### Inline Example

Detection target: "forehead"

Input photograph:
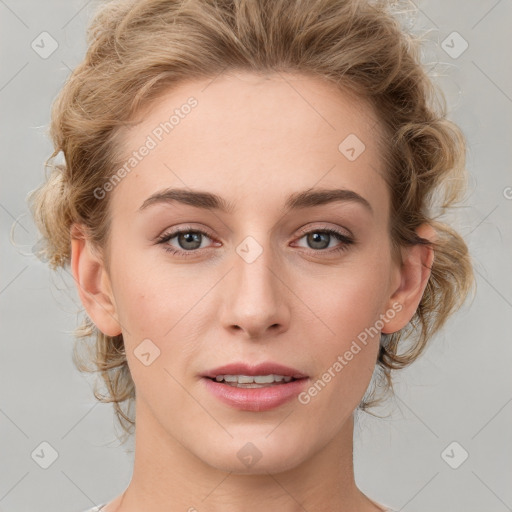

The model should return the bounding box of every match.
[111,71,388,216]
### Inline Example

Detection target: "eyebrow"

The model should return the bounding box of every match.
[138,187,373,215]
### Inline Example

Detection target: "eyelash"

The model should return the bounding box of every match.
[155,225,354,258]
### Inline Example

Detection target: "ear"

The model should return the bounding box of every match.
[70,223,122,337]
[381,223,436,334]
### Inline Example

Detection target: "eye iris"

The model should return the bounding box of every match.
[308,232,330,250]
[179,232,202,250]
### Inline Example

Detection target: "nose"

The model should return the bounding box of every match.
[219,239,291,339]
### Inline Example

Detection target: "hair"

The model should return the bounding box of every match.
[28,0,475,441]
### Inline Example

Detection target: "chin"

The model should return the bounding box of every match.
[195,432,311,475]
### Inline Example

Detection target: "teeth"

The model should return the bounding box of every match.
[214,374,294,384]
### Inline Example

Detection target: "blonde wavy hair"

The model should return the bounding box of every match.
[28,0,475,441]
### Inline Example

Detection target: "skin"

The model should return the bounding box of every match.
[71,71,435,512]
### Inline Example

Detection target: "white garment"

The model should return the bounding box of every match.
[81,504,396,512]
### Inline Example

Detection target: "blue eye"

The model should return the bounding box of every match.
[155,226,354,258]
[295,228,353,253]
[155,226,215,257]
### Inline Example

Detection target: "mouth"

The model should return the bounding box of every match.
[200,362,309,411]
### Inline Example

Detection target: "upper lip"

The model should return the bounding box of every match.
[202,362,308,380]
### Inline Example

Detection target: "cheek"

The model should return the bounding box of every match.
[109,250,211,366]
[300,278,386,415]
[111,259,197,407]
[109,243,183,333]
[299,247,392,396]
[309,255,392,340]
[111,271,162,338]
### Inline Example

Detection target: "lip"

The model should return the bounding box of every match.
[201,362,308,380]
[200,361,309,412]
[201,376,309,412]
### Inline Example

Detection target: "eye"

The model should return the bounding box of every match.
[294,227,354,254]
[155,225,354,258]
[155,226,217,257]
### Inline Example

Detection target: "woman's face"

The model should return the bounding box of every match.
[94,72,406,473]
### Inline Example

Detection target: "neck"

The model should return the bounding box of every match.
[116,398,377,512]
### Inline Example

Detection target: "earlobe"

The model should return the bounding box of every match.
[70,224,122,337]
[381,223,436,334]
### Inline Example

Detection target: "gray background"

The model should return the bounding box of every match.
[1,0,511,511]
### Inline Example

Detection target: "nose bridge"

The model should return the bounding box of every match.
[222,233,289,337]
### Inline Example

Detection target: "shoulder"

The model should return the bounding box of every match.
[373,503,397,512]
[367,497,396,512]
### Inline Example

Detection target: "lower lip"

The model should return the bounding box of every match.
[201,377,309,411]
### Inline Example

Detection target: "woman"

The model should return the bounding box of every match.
[28,0,474,510]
